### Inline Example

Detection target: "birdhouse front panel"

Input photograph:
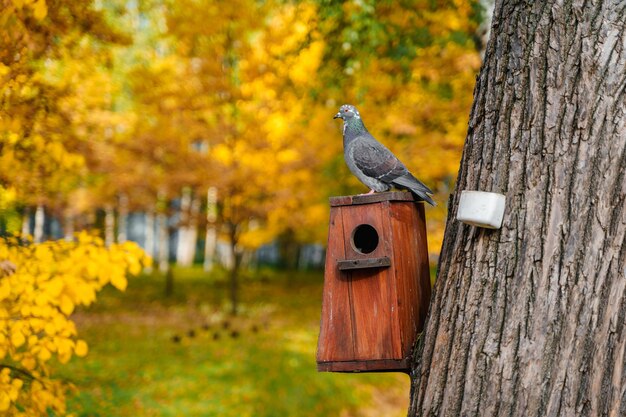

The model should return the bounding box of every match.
[317,191,431,373]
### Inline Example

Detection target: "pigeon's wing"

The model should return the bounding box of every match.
[393,173,434,195]
[351,137,407,184]
[349,134,437,205]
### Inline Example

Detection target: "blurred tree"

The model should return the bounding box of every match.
[0,2,155,416]
[95,0,482,309]
[0,233,149,415]
[0,0,131,235]
[2,0,484,308]
[155,0,330,312]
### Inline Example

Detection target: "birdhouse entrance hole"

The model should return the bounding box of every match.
[351,224,379,254]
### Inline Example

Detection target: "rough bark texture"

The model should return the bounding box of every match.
[409,1,626,416]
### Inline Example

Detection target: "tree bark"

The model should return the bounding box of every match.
[277,228,302,271]
[228,223,241,316]
[104,204,115,246]
[187,195,200,263]
[33,204,44,243]
[156,210,169,273]
[117,193,128,243]
[144,211,155,273]
[176,187,192,266]
[63,209,74,241]
[229,249,241,316]
[165,267,174,297]
[176,188,200,267]
[409,1,626,416]
[21,206,30,237]
[204,187,218,272]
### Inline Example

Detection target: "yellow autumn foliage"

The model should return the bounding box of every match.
[0,233,150,416]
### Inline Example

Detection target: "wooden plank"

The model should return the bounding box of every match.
[390,201,431,354]
[317,206,355,362]
[317,358,409,373]
[340,203,400,360]
[380,201,403,360]
[413,203,431,332]
[330,191,415,207]
[337,256,391,270]
[390,201,419,354]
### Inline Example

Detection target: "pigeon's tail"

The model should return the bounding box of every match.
[393,175,437,206]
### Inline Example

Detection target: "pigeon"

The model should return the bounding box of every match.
[334,104,436,206]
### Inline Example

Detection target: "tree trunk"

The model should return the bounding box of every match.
[229,250,241,316]
[104,205,115,246]
[21,206,30,237]
[204,226,217,271]
[157,210,169,273]
[63,209,74,241]
[228,223,241,316]
[188,195,200,263]
[33,204,44,243]
[144,211,155,273]
[277,228,301,270]
[117,193,128,243]
[204,187,218,272]
[176,187,192,266]
[409,2,626,416]
[165,267,174,297]
[176,188,200,267]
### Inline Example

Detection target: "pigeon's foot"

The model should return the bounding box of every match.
[357,190,377,196]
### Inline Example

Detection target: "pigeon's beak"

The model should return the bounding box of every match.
[333,112,341,120]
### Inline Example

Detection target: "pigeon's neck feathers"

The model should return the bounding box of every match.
[343,117,369,143]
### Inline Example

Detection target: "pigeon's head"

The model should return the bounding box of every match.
[333,104,361,121]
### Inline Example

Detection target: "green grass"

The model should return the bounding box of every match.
[55,266,410,417]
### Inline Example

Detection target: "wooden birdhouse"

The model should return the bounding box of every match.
[317,191,431,373]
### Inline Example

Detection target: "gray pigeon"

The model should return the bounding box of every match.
[334,104,436,206]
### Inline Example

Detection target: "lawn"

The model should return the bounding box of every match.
[55,266,410,417]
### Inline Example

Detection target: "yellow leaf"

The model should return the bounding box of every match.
[38,347,51,361]
[33,0,47,20]
[86,261,98,277]
[35,292,48,306]
[9,378,22,400]
[74,340,88,357]
[20,304,31,316]
[21,356,36,371]
[11,332,25,348]
[46,279,64,297]
[110,273,127,291]
[59,294,74,315]
[0,281,9,301]
[44,321,55,336]
[212,143,233,165]
[0,392,9,411]
[58,352,71,364]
